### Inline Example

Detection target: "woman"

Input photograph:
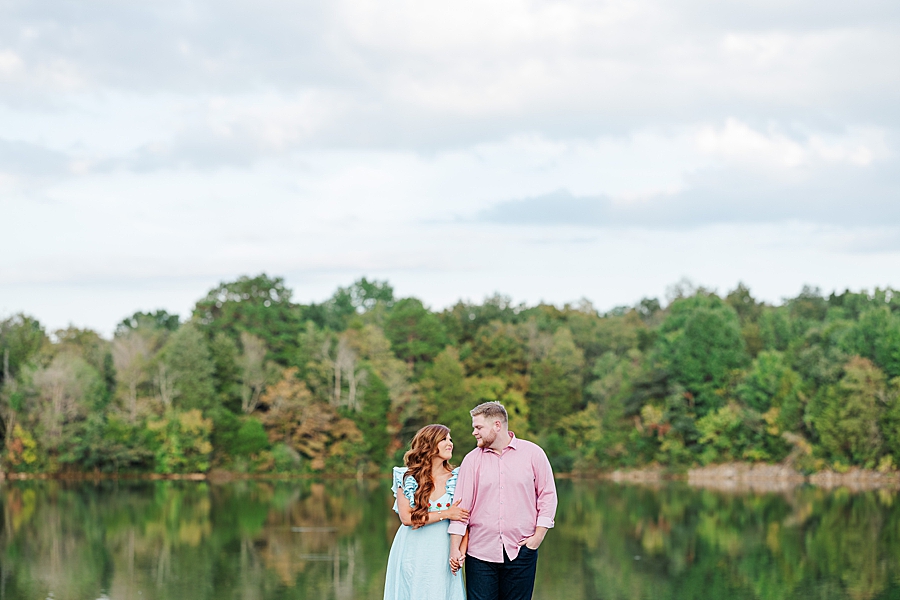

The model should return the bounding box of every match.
[384,424,469,600]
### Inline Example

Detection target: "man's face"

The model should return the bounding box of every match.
[472,414,497,448]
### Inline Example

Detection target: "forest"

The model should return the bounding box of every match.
[1,274,899,475]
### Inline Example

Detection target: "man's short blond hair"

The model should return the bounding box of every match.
[470,401,508,424]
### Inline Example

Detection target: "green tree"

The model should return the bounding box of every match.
[793,320,852,390]
[293,321,335,406]
[582,350,645,467]
[147,408,214,473]
[830,289,870,318]
[317,277,394,330]
[529,327,585,434]
[209,331,241,411]
[737,350,805,431]
[696,402,752,462]
[758,307,795,352]
[384,298,448,367]
[464,322,527,382]
[232,417,270,457]
[656,294,748,417]
[419,347,474,460]
[115,309,180,335]
[1,314,48,450]
[90,415,154,472]
[881,377,900,463]
[842,307,900,378]
[789,285,828,322]
[0,314,49,384]
[807,357,887,467]
[577,310,644,362]
[54,327,115,401]
[348,369,392,467]
[725,283,763,324]
[193,274,302,364]
[440,294,522,345]
[726,283,763,357]
[351,325,419,451]
[161,323,216,413]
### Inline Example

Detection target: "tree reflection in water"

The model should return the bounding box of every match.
[1,479,898,600]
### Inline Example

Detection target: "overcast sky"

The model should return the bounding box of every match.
[2,0,899,335]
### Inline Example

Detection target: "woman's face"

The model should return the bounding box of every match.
[436,434,454,461]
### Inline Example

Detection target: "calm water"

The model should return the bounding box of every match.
[1,478,899,600]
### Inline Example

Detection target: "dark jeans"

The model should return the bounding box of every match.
[465,546,539,600]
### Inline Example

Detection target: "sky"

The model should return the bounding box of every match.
[1,0,899,336]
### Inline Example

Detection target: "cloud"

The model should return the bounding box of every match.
[478,190,611,226]
[472,118,898,229]
[695,119,888,169]
[832,226,900,254]
[477,162,900,229]
[0,139,71,180]
[1,0,897,150]
[102,92,352,171]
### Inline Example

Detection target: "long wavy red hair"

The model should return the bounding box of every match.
[403,424,453,526]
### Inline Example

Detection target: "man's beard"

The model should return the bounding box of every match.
[477,430,496,447]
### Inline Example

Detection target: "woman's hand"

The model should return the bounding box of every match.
[442,499,469,522]
[450,530,469,574]
[450,554,464,574]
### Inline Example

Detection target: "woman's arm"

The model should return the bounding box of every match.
[396,487,415,526]
[396,491,469,528]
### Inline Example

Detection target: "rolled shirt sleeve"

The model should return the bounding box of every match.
[533,448,557,529]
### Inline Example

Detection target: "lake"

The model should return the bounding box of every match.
[1,478,898,600]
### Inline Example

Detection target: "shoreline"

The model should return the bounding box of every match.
[598,463,900,492]
[0,470,381,483]
[3,463,899,490]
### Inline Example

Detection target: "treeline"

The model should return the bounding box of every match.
[1,275,900,475]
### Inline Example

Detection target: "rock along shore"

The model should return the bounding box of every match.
[604,463,900,492]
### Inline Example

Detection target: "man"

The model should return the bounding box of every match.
[448,401,557,600]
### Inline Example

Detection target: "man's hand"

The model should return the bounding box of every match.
[450,536,466,575]
[519,526,548,550]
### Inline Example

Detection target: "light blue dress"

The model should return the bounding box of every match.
[383,466,467,600]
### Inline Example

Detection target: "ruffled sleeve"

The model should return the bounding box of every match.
[391,466,418,513]
[446,467,460,501]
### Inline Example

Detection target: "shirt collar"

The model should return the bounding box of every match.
[482,431,517,454]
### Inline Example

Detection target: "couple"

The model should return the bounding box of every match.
[384,401,558,600]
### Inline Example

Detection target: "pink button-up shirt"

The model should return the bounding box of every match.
[448,432,557,563]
